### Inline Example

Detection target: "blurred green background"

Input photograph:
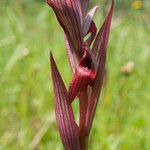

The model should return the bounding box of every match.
[0,0,150,149]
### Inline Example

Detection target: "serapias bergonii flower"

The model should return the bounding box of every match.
[48,0,114,149]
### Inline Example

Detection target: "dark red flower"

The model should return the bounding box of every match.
[69,47,96,103]
[48,0,114,149]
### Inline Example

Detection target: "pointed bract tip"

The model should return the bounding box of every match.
[50,51,55,65]
[50,50,52,58]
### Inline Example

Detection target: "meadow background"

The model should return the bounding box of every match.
[0,0,150,149]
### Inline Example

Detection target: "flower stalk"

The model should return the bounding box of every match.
[47,0,114,149]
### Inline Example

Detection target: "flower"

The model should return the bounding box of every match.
[121,61,135,75]
[48,0,114,149]
[132,0,143,10]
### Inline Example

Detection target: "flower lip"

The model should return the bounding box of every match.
[79,51,96,80]
[68,48,96,103]
[79,45,96,71]
[77,66,96,80]
[79,55,92,69]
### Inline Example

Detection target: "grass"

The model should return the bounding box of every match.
[0,1,150,150]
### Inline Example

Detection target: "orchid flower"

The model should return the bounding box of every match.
[48,0,114,149]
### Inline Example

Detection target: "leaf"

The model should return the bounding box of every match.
[65,34,81,74]
[50,52,80,149]
[81,0,90,16]
[85,0,114,133]
[92,0,114,64]
[47,0,83,53]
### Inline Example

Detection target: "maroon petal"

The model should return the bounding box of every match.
[68,50,96,103]
[84,21,97,47]
[92,0,114,64]
[82,6,98,37]
[86,0,114,134]
[50,52,80,149]
[47,0,83,54]
[65,34,81,74]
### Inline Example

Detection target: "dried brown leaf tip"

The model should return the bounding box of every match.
[48,0,114,149]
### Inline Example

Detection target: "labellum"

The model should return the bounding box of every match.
[69,49,96,103]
